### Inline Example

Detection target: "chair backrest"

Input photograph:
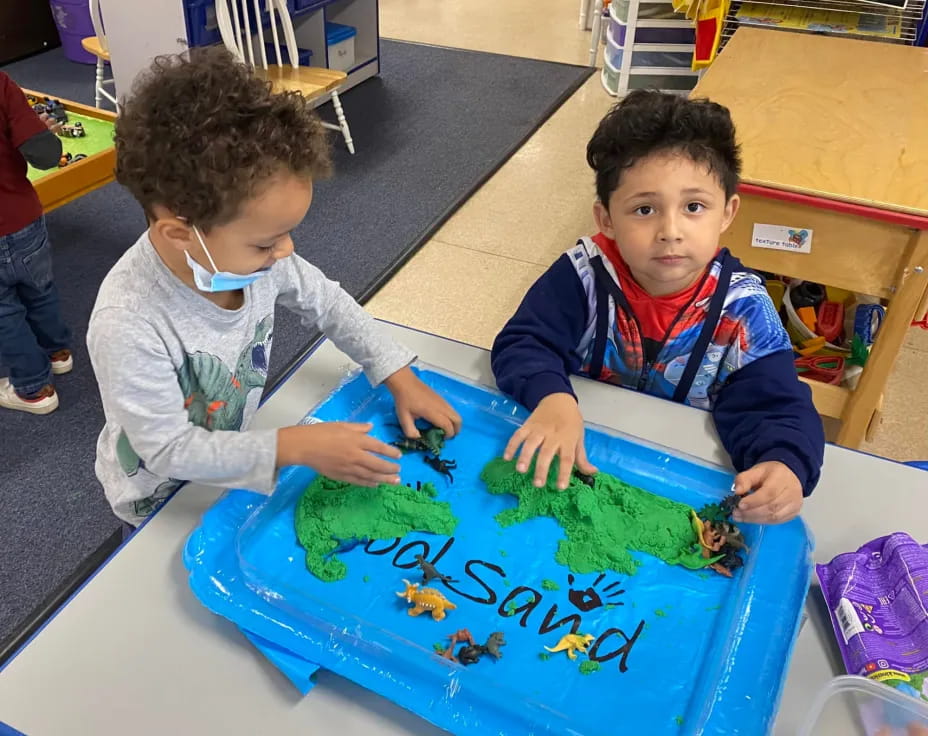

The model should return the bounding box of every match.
[88,0,108,54]
[214,0,300,71]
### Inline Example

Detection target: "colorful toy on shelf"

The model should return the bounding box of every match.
[414,554,457,585]
[396,579,456,621]
[790,281,826,310]
[59,121,85,138]
[544,633,595,660]
[692,0,730,69]
[794,336,826,357]
[851,303,885,345]
[440,629,506,665]
[796,305,818,332]
[795,355,845,386]
[816,301,844,343]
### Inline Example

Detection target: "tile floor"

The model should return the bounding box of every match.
[372,0,928,463]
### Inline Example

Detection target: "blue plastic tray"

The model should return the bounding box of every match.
[185,365,813,735]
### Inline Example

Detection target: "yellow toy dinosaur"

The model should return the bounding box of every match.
[396,579,457,621]
[544,632,595,660]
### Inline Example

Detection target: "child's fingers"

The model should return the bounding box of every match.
[503,427,528,461]
[357,451,401,476]
[345,470,400,487]
[555,448,575,490]
[361,435,403,460]
[427,412,456,438]
[732,465,767,496]
[396,410,421,439]
[447,406,463,436]
[430,402,462,437]
[575,443,598,475]
[737,495,800,524]
[734,483,775,511]
[533,440,559,488]
[517,432,544,474]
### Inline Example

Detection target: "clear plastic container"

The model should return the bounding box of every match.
[799,675,928,736]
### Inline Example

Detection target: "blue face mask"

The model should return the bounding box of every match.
[185,225,270,293]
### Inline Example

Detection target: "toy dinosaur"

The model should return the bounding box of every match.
[396,579,456,621]
[393,426,446,456]
[572,468,597,487]
[694,513,747,578]
[414,554,457,585]
[483,631,506,659]
[423,455,457,483]
[544,632,595,660]
[720,493,741,516]
[440,629,506,664]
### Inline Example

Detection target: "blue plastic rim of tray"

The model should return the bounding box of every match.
[184,364,814,735]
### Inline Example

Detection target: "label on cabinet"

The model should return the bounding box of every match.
[751,223,813,254]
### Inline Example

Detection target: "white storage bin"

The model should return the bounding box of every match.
[601,56,620,96]
[609,3,695,44]
[325,22,356,72]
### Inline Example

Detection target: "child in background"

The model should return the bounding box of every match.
[88,48,460,526]
[492,90,824,525]
[0,72,73,414]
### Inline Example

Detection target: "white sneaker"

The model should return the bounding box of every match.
[0,378,59,415]
[50,349,73,375]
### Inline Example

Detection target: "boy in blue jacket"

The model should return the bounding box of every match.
[491,90,824,525]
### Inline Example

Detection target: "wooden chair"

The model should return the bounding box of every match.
[215,0,355,154]
[80,0,117,110]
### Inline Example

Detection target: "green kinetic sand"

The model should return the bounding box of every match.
[294,476,458,581]
[481,457,713,576]
[579,661,601,675]
[541,579,560,591]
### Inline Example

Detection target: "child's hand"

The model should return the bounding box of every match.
[731,461,803,524]
[39,112,62,135]
[503,392,597,490]
[278,423,402,486]
[385,366,462,438]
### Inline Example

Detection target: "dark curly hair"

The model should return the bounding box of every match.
[586,90,741,205]
[115,46,332,231]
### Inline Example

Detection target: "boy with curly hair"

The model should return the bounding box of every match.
[88,48,459,525]
[492,90,824,525]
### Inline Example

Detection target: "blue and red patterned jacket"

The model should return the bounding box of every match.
[491,235,824,496]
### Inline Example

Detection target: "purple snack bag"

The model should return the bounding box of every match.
[816,532,928,711]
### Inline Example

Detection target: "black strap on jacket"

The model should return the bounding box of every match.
[588,250,735,403]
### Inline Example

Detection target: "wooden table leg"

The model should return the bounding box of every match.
[837,229,928,448]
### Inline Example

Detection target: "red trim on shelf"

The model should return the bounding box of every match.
[738,182,928,230]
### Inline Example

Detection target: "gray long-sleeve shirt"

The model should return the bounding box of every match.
[87,231,414,525]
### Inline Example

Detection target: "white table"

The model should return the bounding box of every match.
[1,323,925,735]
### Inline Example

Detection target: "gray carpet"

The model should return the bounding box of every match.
[0,42,591,656]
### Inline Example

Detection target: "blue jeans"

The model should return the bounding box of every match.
[0,216,70,396]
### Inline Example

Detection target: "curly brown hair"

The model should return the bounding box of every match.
[587,89,741,205]
[115,46,332,231]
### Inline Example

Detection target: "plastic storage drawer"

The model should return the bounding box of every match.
[325,22,357,72]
